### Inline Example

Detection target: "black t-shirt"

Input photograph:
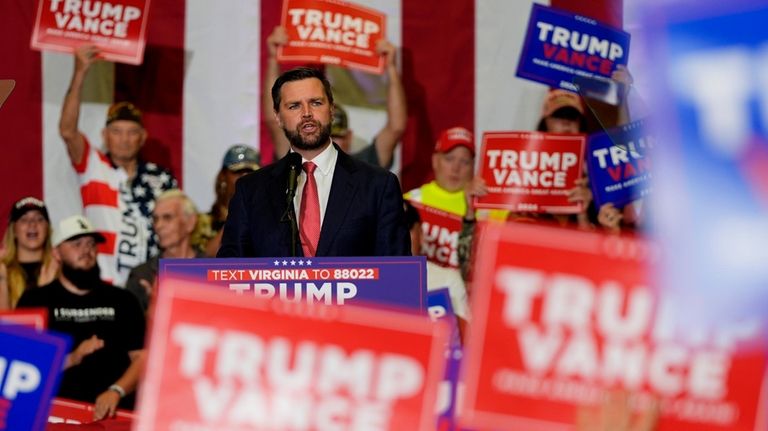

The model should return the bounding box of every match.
[16,280,145,406]
[20,261,42,291]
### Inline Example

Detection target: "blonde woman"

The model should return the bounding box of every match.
[0,197,58,309]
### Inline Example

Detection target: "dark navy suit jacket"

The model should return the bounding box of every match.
[217,144,411,257]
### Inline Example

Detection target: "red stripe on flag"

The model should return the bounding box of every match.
[401,0,475,191]
[0,1,43,229]
[98,231,117,256]
[114,0,186,187]
[80,182,119,208]
[259,1,284,166]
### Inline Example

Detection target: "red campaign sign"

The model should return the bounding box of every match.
[278,0,386,74]
[48,398,135,424]
[460,223,768,431]
[476,131,586,214]
[30,0,151,65]
[409,201,462,269]
[136,277,449,431]
[0,308,47,330]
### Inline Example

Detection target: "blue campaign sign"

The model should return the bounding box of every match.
[587,119,653,208]
[427,287,453,322]
[160,256,427,310]
[427,288,464,431]
[0,325,69,431]
[516,4,630,94]
[645,1,768,326]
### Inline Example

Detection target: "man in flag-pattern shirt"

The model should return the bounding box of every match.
[59,45,177,287]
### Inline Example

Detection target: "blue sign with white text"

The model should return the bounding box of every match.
[0,325,69,431]
[517,4,630,94]
[427,288,464,431]
[160,256,428,311]
[645,1,768,326]
[587,119,653,208]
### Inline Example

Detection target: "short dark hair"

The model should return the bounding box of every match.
[271,67,334,112]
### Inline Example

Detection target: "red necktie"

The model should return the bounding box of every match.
[299,161,320,256]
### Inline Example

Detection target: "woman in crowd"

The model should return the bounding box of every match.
[0,197,58,309]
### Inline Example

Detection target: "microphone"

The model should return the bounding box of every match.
[285,152,303,204]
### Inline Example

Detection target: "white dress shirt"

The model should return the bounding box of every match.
[293,141,338,229]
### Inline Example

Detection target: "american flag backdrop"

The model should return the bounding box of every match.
[0,0,622,228]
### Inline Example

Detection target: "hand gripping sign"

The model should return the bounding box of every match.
[279,0,386,73]
[459,223,768,431]
[135,277,449,431]
[0,325,69,431]
[516,4,630,94]
[31,0,151,65]
[476,131,586,213]
[160,256,427,310]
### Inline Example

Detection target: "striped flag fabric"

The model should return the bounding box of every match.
[0,0,621,229]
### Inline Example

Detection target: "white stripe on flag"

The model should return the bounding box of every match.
[183,0,262,211]
[476,0,550,139]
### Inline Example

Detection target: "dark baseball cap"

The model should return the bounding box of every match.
[10,197,49,223]
[331,104,349,136]
[106,101,143,127]
[222,145,260,171]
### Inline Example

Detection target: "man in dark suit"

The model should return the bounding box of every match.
[217,67,410,257]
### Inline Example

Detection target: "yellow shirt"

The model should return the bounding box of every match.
[405,181,467,217]
[405,181,508,221]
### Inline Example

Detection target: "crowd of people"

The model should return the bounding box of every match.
[0,26,650,428]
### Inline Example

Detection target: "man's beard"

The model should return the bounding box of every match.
[61,262,102,290]
[283,120,332,151]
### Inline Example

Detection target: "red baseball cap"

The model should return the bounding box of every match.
[434,127,474,156]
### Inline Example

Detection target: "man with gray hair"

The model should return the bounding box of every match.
[126,189,202,310]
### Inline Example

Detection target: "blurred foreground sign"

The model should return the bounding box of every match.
[136,277,448,430]
[460,223,767,431]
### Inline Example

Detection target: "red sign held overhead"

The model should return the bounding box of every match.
[30,0,151,65]
[476,131,585,213]
[460,223,768,431]
[136,277,448,431]
[279,0,386,74]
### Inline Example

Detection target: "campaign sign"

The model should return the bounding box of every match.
[160,256,427,310]
[428,288,464,431]
[30,0,151,65]
[408,202,462,269]
[279,0,386,74]
[516,4,630,94]
[136,278,449,431]
[587,119,653,208]
[641,1,768,355]
[0,325,69,431]
[460,223,768,431]
[476,131,585,213]
[48,398,135,424]
[0,309,47,330]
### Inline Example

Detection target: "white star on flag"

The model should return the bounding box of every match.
[133,185,146,198]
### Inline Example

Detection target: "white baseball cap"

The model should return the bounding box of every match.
[52,215,106,247]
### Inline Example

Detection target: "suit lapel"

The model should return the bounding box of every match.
[266,156,303,256]
[267,157,290,223]
[316,148,357,256]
